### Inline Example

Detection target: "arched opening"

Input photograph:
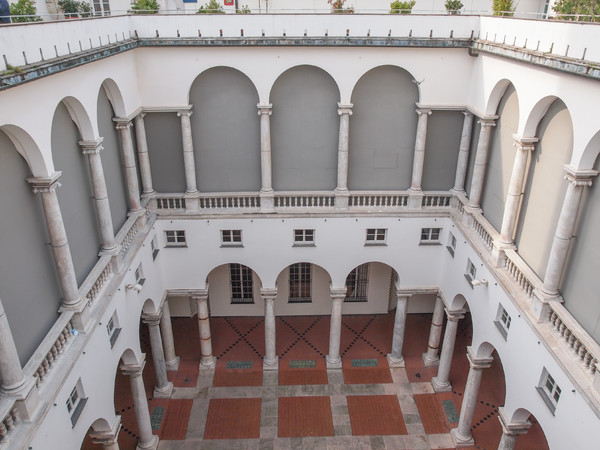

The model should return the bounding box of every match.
[508,408,549,449]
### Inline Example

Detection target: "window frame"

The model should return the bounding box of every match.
[135,263,145,286]
[229,263,254,304]
[165,230,187,247]
[106,312,122,348]
[151,235,159,260]
[365,228,387,245]
[345,264,369,303]
[221,230,243,247]
[494,304,511,340]
[293,229,315,247]
[446,232,457,257]
[465,259,477,287]
[66,380,87,427]
[537,369,561,414]
[420,227,442,245]
[289,262,312,303]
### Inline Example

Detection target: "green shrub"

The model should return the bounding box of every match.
[445,0,463,14]
[552,0,600,21]
[58,0,93,17]
[197,0,225,13]
[9,0,42,22]
[492,0,514,16]
[130,0,159,14]
[236,4,251,13]
[390,0,416,14]
[327,0,354,13]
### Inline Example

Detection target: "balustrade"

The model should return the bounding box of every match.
[0,407,20,444]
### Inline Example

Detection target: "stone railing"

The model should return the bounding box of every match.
[155,196,186,211]
[503,249,536,299]
[83,258,112,305]
[0,403,20,447]
[422,193,452,207]
[116,212,143,258]
[275,192,335,208]
[198,193,261,210]
[348,192,408,208]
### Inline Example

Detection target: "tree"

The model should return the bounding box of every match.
[130,0,159,14]
[492,0,514,16]
[445,0,463,14]
[58,0,93,18]
[390,0,416,14]
[552,0,600,21]
[9,0,42,21]
[197,0,225,13]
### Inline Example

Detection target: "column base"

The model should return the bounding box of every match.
[263,357,279,371]
[451,428,474,448]
[422,352,440,367]
[431,376,452,393]
[165,356,180,372]
[199,356,217,370]
[184,194,199,213]
[386,354,405,368]
[136,435,159,450]
[407,190,424,209]
[3,378,42,421]
[153,381,173,399]
[260,190,275,213]
[334,189,349,210]
[491,240,515,268]
[532,290,562,323]
[326,355,342,369]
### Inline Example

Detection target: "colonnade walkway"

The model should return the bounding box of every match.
[83,312,548,449]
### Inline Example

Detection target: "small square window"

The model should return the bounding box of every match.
[293,229,315,246]
[537,369,561,414]
[165,230,186,247]
[151,235,159,260]
[135,263,145,286]
[221,230,242,246]
[420,227,442,245]
[66,380,87,427]
[494,304,511,340]
[446,233,457,257]
[366,228,387,245]
[465,259,477,286]
[106,312,121,348]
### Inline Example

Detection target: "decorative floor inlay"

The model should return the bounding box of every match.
[351,358,378,367]
[289,360,316,368]
[442,399,459,423]
[150,406,164,430]
[226,360,253,369]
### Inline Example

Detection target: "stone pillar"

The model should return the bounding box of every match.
[114,120,142,212]
[451,347,493,447]
[0,296,28,393]
[142,311,173,398]
[497,407,531,450]
[160,301,179,371]
[262,288,278,370]
[326,288,346,369]
[467,118,497,209]
[120,356,159,450]
[27,173,82,309]
[177,108,198,194]
[79,138,118,253]
[452,111,474,193]
[134,113,154,196]
[542,166,598,296]
[195,291,216,369]
[431,309,464,392]
[408,107,432,208]
[422,295,445,366]
[258,104,275,212]
[387,293,409,368]
[334,103,353,210]
[89,415,122,450]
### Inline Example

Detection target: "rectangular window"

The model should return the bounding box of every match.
[66,380,87,427]
[230,264,254,304]
[447,232,457,257]
[293,229,315,246]
[465,259,477,286]
[221,230,242,246]
[345,264,369,302]
[135,263,145,286]
[165,230,186,247]
[106,312,121,348]
[151,235,159,260]
[494,304,511,340]
[420,227,442,244]
[537,369,561,414]
[289,263,311,303]
[366,228,387,245]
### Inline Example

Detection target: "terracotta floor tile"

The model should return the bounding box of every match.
[342,358,393,384]
[414,394,449,434]
[159,399,193,440]
[278,396,334,437]
[203,398,262,439]
[347,395,407,435]
[212,368,263,387]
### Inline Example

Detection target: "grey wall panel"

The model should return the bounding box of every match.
[270,65,339,191]
[422,111,463,190]
[562,157,600,344]
[480,85,519,231]
[348,66,418,190]
[190,67,261,192]
[145,112,186,193]
[464,120,480,197]
[515,100,572,279]
[0,131,61,364]
[97,87,128,232]
[52,103,101,286]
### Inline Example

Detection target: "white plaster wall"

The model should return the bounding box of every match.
[207,264,264,316]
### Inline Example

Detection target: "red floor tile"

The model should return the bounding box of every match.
[342,357,393,384]
[204,398,262,439]
[347,395,407,436]
[159,399,193,440]
[212,368,263,387]
[167,359,198,388]
[414,394,450,434]
[278,396,334,437]
[279,368,328,385]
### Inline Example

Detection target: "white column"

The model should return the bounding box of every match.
[542,166,598,296]
[114,120,142,212]
[89,415,122,450]
[326,288,346,369]
[409,108,432,198]
[142,312,173,398]
[258,104,275,212]
[27,173,82,309]
[497,407,531,450]
[387,294,409,367]
[160,301,179,371]
[498,137,537,245]
[134,113,154,195]
[120,356,159,450]
[79,138,118,253]
[451,347,493,447]
[431,309,464,392]
[177,108,198,194]
[452,111,474,193]
[0,297,27,393]
[335,103,353,210]
[195,291,216,369]
[467,118,497,209]
[422,295,445,366]
[262,288,278,370]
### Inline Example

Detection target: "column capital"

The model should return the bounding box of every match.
[113,118,133,130]
[416,107,432,116]
[177,106,193,117]
[192,289,209,301]
[120,354,146,376]
[260,288,277,301]
[89,415,122,446]
[512,135,538,152]
[466,346,493,369]
[142,311,163,326]
[337,103,353,116]
[462,110,473,118]
[27,172,62,193]
[445,308,465,322]
[78,137,104,155]
[563,164,598,187]
[135,111,147,120]
[478,116,498,127]
[330,287,347,300]
[498,407,531,436]
[257,103,273,115]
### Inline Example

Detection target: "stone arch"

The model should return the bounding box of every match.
[269,64,340,191]
[449,293,467,311]
[578,127,600,170]
[0,124,49,176]
[522,95,559,139]
[505,407,550,448]
[474,340,496,359]
[205,262,264,317]
[119,347,140,366]
[485,78,514,115]
[273,261,333,316]
[189,66,261,192]
[348,65,420,191]
[100,79,126,118]
[141,297,160,314]
[60,96,96,141]
[341,261,397,314]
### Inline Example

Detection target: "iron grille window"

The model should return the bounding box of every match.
[345,264,369,302]
[230,264,254,304]
[289,263,311,303]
